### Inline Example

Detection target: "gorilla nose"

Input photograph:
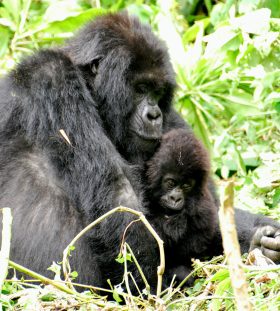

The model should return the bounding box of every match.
[147,108,161,122]
[167,190,184,211]
[144,106,162,126]
[170,193,183,204]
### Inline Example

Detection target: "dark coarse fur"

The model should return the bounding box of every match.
[145,129,218,284]
[0,12,185,290]
[0,11,280,293]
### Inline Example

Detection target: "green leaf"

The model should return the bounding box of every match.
[210,1,234,26]
[232,9,271,35]
[273,188,280,206]
[115,253,125,264]
[210,269,229,282]
[0,17,15,30]
[112,284,123,303]
[204,27,238,57]
[43,8,105,35]
[112,289,122,303]
[234,146,247,176]
[40,293,56,302]
[275,102,280,113]
[261,0,280,18]
[70,271,78,279]
[47,262,61,280]
[238,0,260,14]
[67,245,75,256]
[43,0,84,23]
[115,252,132,264]
[211,277,232,311]
[2,0,20,25]
[0,26,10,57]
[127,4,156,24]
[183,18,210,43]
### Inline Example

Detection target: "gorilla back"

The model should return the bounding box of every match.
[0,12,184,289]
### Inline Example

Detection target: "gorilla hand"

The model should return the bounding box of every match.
[250,225,280,263]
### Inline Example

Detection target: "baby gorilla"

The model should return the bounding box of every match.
[145,128,218,285]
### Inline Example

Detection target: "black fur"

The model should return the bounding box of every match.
[145,129,218,285]
[0,12,184,290]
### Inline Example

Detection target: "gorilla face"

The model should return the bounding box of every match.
[159,173,196,214]
[64,12,176,158]
[130,81,163,142]
[146,128,211,217]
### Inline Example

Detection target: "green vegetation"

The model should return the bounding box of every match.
[0,0,279,310]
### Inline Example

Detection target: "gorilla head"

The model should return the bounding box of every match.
[64,12,176,159]
[146,128,212,218]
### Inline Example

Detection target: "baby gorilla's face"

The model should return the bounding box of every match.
[159,173,195,215]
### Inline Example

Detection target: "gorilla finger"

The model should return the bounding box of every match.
[274,229,280,238]
[260,225,278,237]
[260,236,280,251]
[254,226,277,242]
[261,248,280,263]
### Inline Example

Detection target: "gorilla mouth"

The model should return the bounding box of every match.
[164,209,182,220]
[162,206,183,218]
[132,130,161,142]
[160,199,184,218]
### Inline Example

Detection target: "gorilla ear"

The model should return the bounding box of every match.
[90,58,101,75]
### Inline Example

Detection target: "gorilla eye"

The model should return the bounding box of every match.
[135,83,148,94]
[165,179,176,189]
[182,179,195,192]
[154,88,164,98]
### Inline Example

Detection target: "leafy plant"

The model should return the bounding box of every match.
[0,0,105,74]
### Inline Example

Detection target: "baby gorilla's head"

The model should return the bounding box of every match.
[146,128,210,216]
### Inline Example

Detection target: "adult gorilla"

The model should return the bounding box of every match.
[0,12,183,289]
[0,12,279,291]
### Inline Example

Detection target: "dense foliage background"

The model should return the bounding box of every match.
[0,0,279,310]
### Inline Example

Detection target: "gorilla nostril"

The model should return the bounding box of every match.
[147,111,160,121]
[170,195,182,204]
[147,108,162,122]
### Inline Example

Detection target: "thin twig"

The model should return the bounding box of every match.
[127,271,143,299]
[125,243,150,294]
[9,260,79,296]
[122,243,135,307]
[62,206,165,297]
[120,219,141,251]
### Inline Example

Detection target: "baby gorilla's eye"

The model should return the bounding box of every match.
[165,179,176,189]
[182,179,195,192]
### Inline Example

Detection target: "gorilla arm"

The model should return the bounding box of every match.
[235,209,280,263]
[0,49,159,288]
[209,208,280,263]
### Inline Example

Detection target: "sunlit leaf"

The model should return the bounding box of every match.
[211,277,232,311]
[43,8,105,35]
[210,268,229,282]
[2,0,20,25]
[231,8,271,35]
[0,26,10,57]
